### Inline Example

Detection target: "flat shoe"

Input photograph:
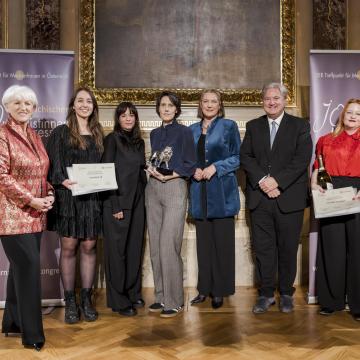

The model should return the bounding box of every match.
[118,306,137,317]
[132,299,145,308]
[190,294,206,305]
[23,342,44,351]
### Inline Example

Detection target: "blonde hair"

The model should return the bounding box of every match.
[197,89,225,119]
[333,98,360,137]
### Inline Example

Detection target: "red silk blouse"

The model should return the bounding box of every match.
[313,130,360,177]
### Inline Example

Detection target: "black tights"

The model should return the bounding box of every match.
[60,237,97,291]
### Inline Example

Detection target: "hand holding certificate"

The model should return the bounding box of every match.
[67,163,118,196]
[312,186,360,219]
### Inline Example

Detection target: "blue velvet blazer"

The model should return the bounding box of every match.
[189,117,241,219]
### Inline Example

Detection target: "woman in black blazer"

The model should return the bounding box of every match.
[102,102,147,316]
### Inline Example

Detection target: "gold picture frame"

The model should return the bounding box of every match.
[79,0,295,105]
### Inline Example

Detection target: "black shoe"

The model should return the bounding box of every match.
[352,313,360,321]
[24,342,44,351]
[279,295,294,313]
[211,297,223,309]
[149,302,164,312]
[252,296,276,314]
[319,307,334,315]
[132,299,145,308]
[190,294,206,305]
[118,306,137,317]
[2,323,21,335]
[160,306,184,318]
[64,290,80,324]
[80,288,98,322]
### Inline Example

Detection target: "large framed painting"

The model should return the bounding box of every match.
[79,0,295,105]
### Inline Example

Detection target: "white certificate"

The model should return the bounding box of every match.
[312,186,360,219]
[66,163,118,196]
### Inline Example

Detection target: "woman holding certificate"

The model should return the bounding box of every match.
[188,89,241,309]
[311,98,360,319]
[47,87,104,324]
[102,102,147,316]
[146,91,196,318]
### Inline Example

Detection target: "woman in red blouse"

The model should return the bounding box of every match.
[0,85,54,350]
[311,98,360,319]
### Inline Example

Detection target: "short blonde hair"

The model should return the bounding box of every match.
[333,98,360,137]
[2,85,38,109]
[197,89,225,119]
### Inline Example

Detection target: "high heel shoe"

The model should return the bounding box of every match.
[23,342,44,351]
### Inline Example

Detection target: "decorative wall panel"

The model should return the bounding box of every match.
[26,0,60,50]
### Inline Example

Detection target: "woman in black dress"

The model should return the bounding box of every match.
[102,102,146,316]
[47,87,104,324]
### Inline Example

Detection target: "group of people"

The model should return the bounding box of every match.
[0,82,359,352]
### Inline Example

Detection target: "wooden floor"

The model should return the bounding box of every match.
[1,287,360,360]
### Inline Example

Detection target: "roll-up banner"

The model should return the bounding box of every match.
[0,49,74,307]
[308,50,360,303]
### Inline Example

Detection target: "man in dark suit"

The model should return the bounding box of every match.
[241,83,312,314]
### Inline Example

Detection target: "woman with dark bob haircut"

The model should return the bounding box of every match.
[102,101,147,316]
[145,91,196,317]
[47,87,104,324]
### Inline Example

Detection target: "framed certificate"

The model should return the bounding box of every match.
[67,163,118,196]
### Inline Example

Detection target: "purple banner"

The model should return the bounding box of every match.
[308,50,360,303]
[0,49,74,306]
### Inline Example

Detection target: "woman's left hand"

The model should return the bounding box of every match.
[353,190,360,200]
[202,165,216,180]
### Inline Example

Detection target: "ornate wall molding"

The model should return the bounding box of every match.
[26,0,60,50]
[79,0,296,106]
[313,0,346,49]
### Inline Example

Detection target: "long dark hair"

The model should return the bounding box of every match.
[114,101,143,148]
[66,87,104,151]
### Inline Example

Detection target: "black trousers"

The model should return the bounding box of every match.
[195,217,235,297]
[316,176,360,313]
[103,192,145,310]
[250,197,304,297]
[1,232,45,345]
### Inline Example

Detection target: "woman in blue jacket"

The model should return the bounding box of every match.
[189,89,241,309]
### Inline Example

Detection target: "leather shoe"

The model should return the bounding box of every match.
[211,296,223,309]
[319,307,334,316]
[118,306,137,317]
[190,294,206,305]
[132,299,145,308]
[352,313,360,321]
[279,295,294,313]
[252,296,275,314]
[24,342,44,351]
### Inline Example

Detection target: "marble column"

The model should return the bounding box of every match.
[26,0,60,50]
[313,0,346,49]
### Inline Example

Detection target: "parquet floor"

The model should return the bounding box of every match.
[1,287,360,360]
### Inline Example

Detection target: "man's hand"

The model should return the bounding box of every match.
[260,177,278,193]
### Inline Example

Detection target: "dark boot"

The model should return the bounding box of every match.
[80,288,98,322]
[64,290,80,324]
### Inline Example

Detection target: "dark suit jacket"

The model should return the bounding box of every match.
[101,132,147,213]
[240,112,313,213]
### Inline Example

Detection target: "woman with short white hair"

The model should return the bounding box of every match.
[0,85,54,351]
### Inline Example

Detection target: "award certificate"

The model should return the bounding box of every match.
[312,187,360,219]
[66,163,118,196]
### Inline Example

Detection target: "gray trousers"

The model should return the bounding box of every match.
[145,177,187,310]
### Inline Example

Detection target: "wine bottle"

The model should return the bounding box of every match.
[317,155,333,190]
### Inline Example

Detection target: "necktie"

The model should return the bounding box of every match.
[270,121,277,149]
